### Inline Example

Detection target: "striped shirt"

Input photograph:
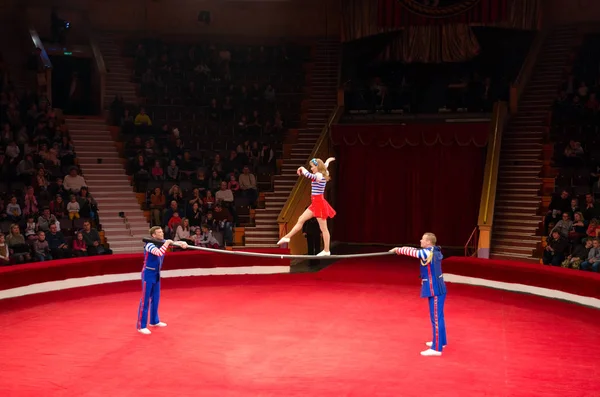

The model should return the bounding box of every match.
[142,241,170,271]
[396,246,431,263]
[303,171,327,195]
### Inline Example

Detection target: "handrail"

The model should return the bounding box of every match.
[277,105,343,224]
[464,226,479,257]
[478,101,507,226]
[510,27,549,114]
[89,34,107,114]
[28,28,53,103]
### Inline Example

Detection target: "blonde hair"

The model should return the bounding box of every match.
[149,226,162,237]
[423,232,437,245]
[311,158,331,181]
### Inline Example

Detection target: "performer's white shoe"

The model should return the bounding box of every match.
[316,250,331,256]
[150,322,167,327]
[426,342,447,348]
[138,328,152,335]
[277,237,290,245]
[420,348,442,357]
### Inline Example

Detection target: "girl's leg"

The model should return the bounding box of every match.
[316,218,330,252]
[278,208,314,244]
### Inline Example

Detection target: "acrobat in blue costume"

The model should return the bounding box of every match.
[393,233,447,357]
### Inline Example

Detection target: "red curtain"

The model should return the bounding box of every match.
[331,123,488,247]
[378,0,508,28]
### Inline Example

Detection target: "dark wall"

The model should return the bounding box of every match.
[49,55,93,115]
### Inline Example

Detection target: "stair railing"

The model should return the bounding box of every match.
[464,226,479,257]
[476,101,507,259]
[28,28,52,104]
[84,15,107,116]
[509,27,549,114]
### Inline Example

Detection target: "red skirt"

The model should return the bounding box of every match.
[308,194,336,219]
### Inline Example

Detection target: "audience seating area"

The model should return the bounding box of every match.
[107,38,311,247]
[544,34,600,272]
[0,59,111,265]
[342,27,534,115]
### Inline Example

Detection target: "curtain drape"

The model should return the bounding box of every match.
[341,0,382,42]
[495,0,541,30]
[378,0,509,28]
[381,23,481,62]
[330,123,488,247]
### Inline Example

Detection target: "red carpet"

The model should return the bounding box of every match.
[1,257,599,396]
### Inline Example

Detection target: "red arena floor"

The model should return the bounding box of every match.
[0,254,599,396]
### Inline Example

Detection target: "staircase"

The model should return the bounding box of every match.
[243,39,340,247]
[491,27,578,261]
[66,117,149,253]
[95,33,138,110]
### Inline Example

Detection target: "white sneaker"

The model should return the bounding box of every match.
[138,328,151,335]
[426,342,447,348]
[316,250,331,256]
[420,348,442,357]
[277,237,290,245]
[149,322,167,327]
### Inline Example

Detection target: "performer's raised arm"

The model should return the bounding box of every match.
[145,240,172,257]
[324,157,335,168]
[299,166,322,181]
[391,246,430,261]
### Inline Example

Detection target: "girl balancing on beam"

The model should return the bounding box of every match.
[277,157,336,256]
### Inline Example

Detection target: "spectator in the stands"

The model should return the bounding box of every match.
[38,208,60,232]
[17,154,35,182]
[213,204,233,246]
[166,159,179,181]
[569,212,587,243]
[188,188,202,209]
[551,212,573,239]
[238,166,257,206]
[63,167,87,193]
[6,196,22,222]
[33,231,52,262]
[151,160,164,180]
[150,187,166,226]
[192,169,208,193]
[168,185,184,207]
[174,218,193,243]
[67,195,80,220]
[24,216,37,241]
[110,95,126,125]
[134,107,152,127]
[46,223,71,259]
[0,233,9,266]
[543,230,568,267]
[167,211,182,234]
[50,194,66,219]
[561,238,592,269]
[545,190,570,233]
[203,190,216,210]
[215,181,234,208]
[6,224,31,264]
[568,198,579,218]
[587,218,600,239]
[72,231,88,257]
[23,187,38,216]
[162,200,179,227]
[209,170,222,192]
[77,187,97,220]
[228,174,240,193]
[81,220,109,255]
[563,140,584,166]
[580,238,600,272]
[188,202,202,230]
[583,194,598,220]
